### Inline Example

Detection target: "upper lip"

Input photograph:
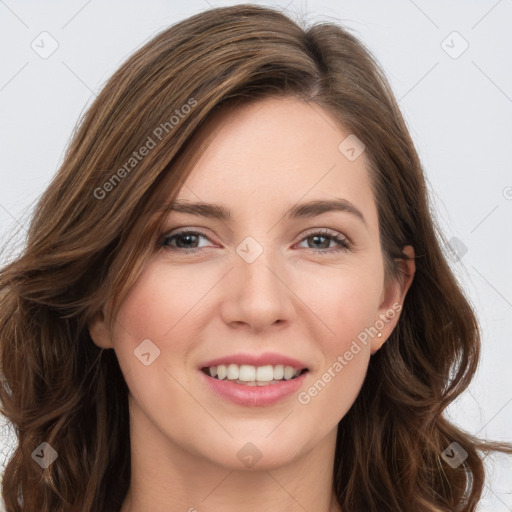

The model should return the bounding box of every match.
[200,352,308,371]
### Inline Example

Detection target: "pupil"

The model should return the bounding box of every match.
[311,235,328,249]
[178,234,197,248]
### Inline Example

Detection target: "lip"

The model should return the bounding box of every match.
[199,369,308,407]
[199,351,309,371]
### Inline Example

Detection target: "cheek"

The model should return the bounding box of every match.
[109,264,212,427]
[296,302,373,428]
[295,259,383,346]
[293,261,381,416]
[115,261,212,340]
[111,263,210,380]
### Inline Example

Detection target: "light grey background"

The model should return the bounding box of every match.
[1,1,511,510]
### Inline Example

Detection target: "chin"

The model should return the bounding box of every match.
[197,434,306,471]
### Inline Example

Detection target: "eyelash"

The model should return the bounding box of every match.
[159,228,351,255]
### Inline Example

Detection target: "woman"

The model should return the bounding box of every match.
[0,4,510,512]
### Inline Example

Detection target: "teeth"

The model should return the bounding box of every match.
[207,364,303,382]
[239,364,255,381]
[256,365,274,381]
[227,364,239,380]
[283,366,296,380]
[273,365,284,380]
[217,365,227,380]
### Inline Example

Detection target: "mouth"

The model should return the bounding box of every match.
[201,364,309,386]
[198,353,310,406]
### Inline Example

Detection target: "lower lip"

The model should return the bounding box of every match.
[199,370,308,407]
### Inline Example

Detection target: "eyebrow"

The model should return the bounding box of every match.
[165,198,367,226]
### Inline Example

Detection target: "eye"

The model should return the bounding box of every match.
[159,230,213,253]
[296,229,351,254]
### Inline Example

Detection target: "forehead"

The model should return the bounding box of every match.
[172,97,377,227]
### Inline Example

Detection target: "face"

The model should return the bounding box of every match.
[90,96,413,471]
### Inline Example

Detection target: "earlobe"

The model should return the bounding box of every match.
[88,310,113,349]
[370,332,385,354]
[371,245,415,354]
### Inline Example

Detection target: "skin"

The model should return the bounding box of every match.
[89,96,415,512]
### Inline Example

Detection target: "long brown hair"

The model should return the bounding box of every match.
[0,4,510,511]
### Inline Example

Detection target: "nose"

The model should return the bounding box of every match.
[220,243,295,333]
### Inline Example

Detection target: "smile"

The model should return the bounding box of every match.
[202,363,308,385]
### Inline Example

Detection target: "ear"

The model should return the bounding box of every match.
[88,310,114,349]
[370,245,415,354]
